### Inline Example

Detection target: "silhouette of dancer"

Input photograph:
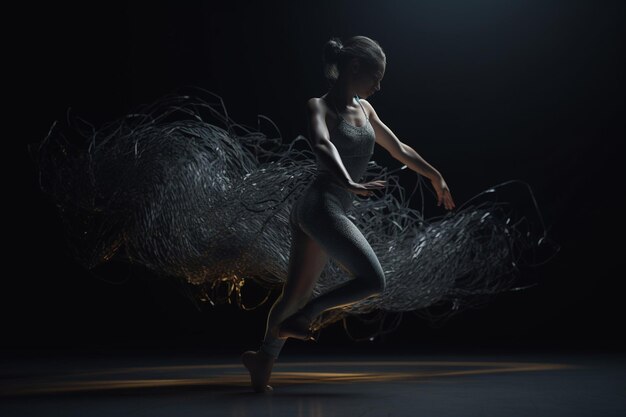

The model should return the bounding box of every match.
[242,35,455,393]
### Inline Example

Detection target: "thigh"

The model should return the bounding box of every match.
[282,217,330,302]
[297,194,385,286]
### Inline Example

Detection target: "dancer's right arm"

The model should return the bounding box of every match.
[306,98,387,197]
[306,98,354,189]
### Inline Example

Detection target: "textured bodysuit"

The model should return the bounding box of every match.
[291,95,377,225]
[259,95,386,359]
[289,94,385,289]
[261,96,386,358]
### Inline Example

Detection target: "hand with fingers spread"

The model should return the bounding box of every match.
[430,174,456,211]
[344,179,387,197]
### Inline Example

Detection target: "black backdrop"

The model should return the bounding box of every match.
[10,0,625,355]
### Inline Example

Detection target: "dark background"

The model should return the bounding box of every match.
[9,0,624,356]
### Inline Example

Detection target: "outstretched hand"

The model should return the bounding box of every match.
[431,175,456,210]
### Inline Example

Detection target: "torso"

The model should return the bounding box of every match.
[318,93,371,133]
[312,93,376,183]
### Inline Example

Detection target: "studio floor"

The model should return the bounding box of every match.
[1,349,624,416]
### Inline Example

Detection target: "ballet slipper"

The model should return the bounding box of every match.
[277,310,317,341]
[241,350,275,393]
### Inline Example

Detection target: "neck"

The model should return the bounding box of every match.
[326,82,356,110]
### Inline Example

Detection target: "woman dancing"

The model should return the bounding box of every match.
[241,35,456,393]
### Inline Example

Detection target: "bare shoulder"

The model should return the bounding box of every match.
[306,97,329,115]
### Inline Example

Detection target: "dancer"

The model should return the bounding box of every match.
[29,33,552,396]
[241,35,455,393]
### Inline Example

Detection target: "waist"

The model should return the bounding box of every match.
[308,173,354,207]
[313,172,349,189]
[316,153,373,181]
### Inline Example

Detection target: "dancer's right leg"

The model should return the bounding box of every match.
[259,221,329,358]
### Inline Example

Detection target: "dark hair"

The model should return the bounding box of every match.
[322,35,386,86]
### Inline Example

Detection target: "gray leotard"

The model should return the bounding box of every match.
[264,95,385,359]
[291,95,376,224]
[289,94,384,281]
[316,96,376,188]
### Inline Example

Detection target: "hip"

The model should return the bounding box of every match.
[290,174,355,226]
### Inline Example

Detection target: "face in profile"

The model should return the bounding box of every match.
[352,60,385,98]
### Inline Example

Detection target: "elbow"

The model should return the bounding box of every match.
[391,145,408,162]
[313,138,332,153]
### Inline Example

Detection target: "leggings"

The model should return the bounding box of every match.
[259,175,387,358]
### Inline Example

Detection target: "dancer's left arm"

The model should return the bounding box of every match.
[360,99,456,211]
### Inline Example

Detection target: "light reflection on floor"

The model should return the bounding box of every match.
[0,359,573,396]
[1,354,624,417]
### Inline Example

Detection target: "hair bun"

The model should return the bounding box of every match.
[331,38,343,55]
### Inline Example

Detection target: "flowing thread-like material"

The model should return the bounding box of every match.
[28,87,560,341]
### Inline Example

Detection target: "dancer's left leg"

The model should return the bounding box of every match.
[259,220,329,357]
